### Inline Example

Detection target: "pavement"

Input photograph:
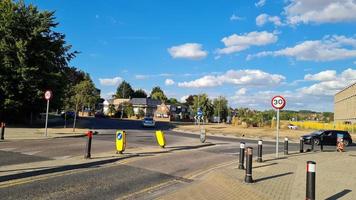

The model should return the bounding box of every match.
[0,127,88,140]
[159,149,356,200]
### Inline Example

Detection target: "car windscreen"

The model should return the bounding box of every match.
[310,130,323,136]
[144,118,153,121]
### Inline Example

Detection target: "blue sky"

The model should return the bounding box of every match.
[27,0,356,112]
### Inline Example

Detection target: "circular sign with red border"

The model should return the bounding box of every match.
[271,96,286,110]
[44,90,52,100]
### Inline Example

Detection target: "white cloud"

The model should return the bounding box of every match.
[299,68,356,96]
[165,79,175,86]
[236,88,247,95]
[216,31,278,55]
[247,35,356,61]
[178,75,222,88]
[285,0,356,25]
[168,43,208,60]
[135,75,150,80]
[255,0,266,7]
[256,14,283,26]
[230,14,243,21]
[304,70,337,81]
[227,68,356,111]
[230,89,334,111]
[134,73,173,80]
[180,95,189,103]
[99,77,123,86]
[178,69,285,88]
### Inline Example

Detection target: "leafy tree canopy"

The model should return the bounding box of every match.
[115,81,134,98]
[150,86,164,96]
[132,89,147,98]
[0,0,79,122]
[150,86,167,102]
[167,98,179,105]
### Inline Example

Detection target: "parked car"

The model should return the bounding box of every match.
[142,117,155,127]
[287,124,298,130]
[301,130,353,146]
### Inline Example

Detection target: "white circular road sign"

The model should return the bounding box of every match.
[271,96,286,110]
[44,90,52,100]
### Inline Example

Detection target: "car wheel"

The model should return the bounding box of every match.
[344,139,350,146]
[314,139,320,145]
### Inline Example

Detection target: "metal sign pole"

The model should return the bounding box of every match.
[276,108,280,158]
[45,99,49,137]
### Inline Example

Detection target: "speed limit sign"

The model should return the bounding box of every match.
[44,90,52,100]
[271,96,286,110]
[271,95,286,159]
[44,90,52,137]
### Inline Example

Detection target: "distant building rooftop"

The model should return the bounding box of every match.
[130,98,161,107]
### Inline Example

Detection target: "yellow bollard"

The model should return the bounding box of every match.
[155,130,166,148]
[116,130,126,154]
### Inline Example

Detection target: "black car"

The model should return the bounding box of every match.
[301,130,353,146]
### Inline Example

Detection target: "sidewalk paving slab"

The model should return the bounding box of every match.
[159,150,356,200]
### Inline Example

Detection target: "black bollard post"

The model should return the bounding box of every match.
[84,131,93,159]
[1,122,5,140]
[284,137,288,155]
[306,161,316,200]
[238,142,245,169]
[244,147,254,183]
[300,137,304,153]
[310,138,314,152]
[257,140,263,162]
[320,135,324,152]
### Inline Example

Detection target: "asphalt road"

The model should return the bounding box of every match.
[0,118,354,200]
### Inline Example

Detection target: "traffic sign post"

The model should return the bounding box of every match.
[271,95,286,158]
[196,108,204,127]
[44,90,52,137]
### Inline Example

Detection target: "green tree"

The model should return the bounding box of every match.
[138,109,145,118]
[322,112,334,122]
[123,102,134,118]
[213,96,228,122]
[115,81,134,98]
[150,86,167,102]
[167,98,179,105]
[151,92,167,102]
[0,0,77,122]
[184,95,196,106]
[71,77,100,131]
[192,94,213,121]
[132,89,147,98]
[150,86,164,96]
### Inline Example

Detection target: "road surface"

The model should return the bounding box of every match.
[0,118,350,199]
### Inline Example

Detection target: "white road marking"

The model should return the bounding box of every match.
[0,148,17,151]
[22,151,42,156]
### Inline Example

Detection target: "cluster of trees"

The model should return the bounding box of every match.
[231,108,334,127]
[181,94,334,126]
[183,94,230,122]
[0,0,100,122]
[114,81,180,103]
